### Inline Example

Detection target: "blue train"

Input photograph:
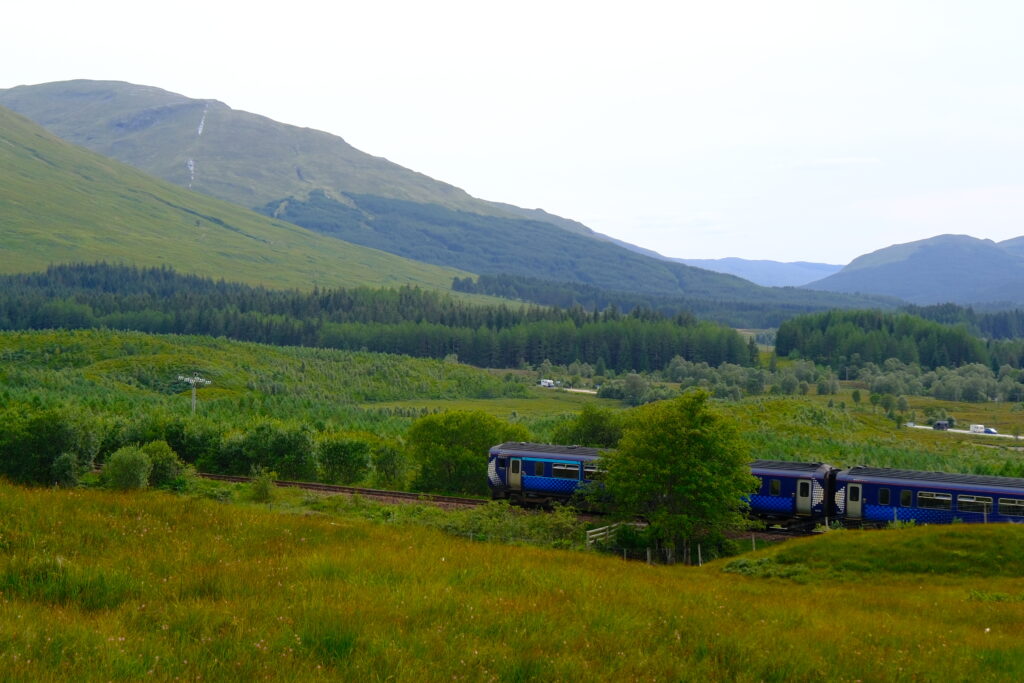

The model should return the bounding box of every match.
[487,442,602,506]
[488,442,1024,526]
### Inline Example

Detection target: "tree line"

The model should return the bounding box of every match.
[905,303,1024,340]
[775,309,1024,371]
[0,263,754,372]
[452,272,898,329]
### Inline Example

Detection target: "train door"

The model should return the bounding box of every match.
[508,458,522,492]
[846,483,863,519]
[796,479,813,515]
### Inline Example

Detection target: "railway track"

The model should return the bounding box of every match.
[197,472,488,509]
[196,474,808,534]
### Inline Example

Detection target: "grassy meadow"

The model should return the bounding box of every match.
[1,481,1024,680]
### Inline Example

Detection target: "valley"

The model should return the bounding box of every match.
[2,75,1024,681]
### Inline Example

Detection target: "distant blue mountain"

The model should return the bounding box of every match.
[804,234,1024,306]
[676,257,843,287]
[594,237,843,286]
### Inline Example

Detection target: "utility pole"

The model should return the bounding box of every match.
[178,373,211,414]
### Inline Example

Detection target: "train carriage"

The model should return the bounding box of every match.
[748,460,838,525]
[835,467,1024,526]
[487,442,602,505]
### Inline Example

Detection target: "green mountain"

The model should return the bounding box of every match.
[0,80,497,215]
[0,105,468,291]
[805,234,1024,305]
[0,79,894,317]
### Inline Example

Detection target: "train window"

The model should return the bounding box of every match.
[878,488,891,505]
[849,486,860,503]
[798,481,810,497]
[900,490,912,507]
[553,463,580,479]
[957,495,992,514]
[769,479,781,496]
[583,465,605,481]
[496,458,506,468]
[532,461,545,477]
[510,460,520,474]
[917,491,952,510]
[999,498,1024,517]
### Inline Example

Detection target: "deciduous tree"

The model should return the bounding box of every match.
[600,390,756,562]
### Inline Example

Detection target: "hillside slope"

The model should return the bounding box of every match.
[1,481,1023,680]
[0,105,468,290]
[0,80,493,214]
[804,234,1024,305]
[1,80,870,308]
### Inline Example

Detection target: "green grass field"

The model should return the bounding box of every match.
[1,481,1023,680]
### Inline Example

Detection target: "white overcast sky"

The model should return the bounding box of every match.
[3,0,1023,264]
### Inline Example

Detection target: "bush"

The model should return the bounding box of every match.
[164,418,221,465]
[102,446,152,491]
[211,420,315,480]
[50,452,81,488]
[141,440,189,489]
[407,411,530,496]
[550,403,623,448]
[371,443,409,489]
[317,436,371,485]
[0,408,97,485]
[246,466,277,504]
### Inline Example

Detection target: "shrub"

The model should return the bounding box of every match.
[246,466,277,504]
[164,417,221,465]
[141,440,189,489]
[212,420,315,480]
[0,408,97,485]
[317,436,371,485]
[371,443,409,489]
[50,452,81,488]
[550,403,623,448]
[407,411,530,495]
[102,446,152,491]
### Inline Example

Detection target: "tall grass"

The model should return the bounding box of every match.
[1,481,1023,680]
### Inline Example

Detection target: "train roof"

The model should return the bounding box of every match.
[490,442,602,461]
[839,466,1024,492]
[750,460,835,474]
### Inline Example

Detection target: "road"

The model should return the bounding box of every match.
[907,424,1017,439]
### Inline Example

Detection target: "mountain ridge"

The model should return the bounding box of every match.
[0,79,910,320]
[804,234,1024,305]
[0,80,791,302]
